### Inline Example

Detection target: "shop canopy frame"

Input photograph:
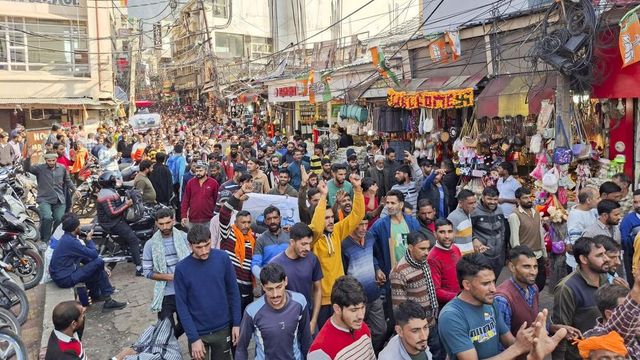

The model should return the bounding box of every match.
[475,73,557,118]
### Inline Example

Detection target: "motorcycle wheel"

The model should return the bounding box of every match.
[0,281,29,325]
[0,308,21,337]
[5,249,44,290]
[0,327,27,360]
[72,192,97,218]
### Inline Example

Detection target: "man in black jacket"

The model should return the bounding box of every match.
[149,152,173,206]
[382,147,400,194]
[418,169,450,219]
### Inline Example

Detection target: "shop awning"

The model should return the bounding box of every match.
[476,74,556,117]
[0,97,101,108]
[408,75,485,92]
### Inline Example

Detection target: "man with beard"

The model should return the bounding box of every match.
[583,200,623,279]
[566,188,599,272]
[287,148,309,190]
[251,206,290,280]
[389,152,424,213]
[496,162,521,218]
[267,169,299,197]
[342,218,387,353]
[174,224,241,360]
[308,276,376,360]
[427,219,462,307]
[618,189,640,280]
[382,148,400,194]
[235,263,312,360]
[149,152,174,206]
[142,208,190,337]
[438,254,535,359]
[494,246,581,356]
[320,158,332,182]
[265,155,281,189]
[222,143,242,180]
[327,163,353,207]
[282,142,296,166]
[416,199,437,248]
[368,190,421,277]
[379,300,433,360]
[347,154,364,178]
[216,164,249,214]
[471,187,506,278]
[247,157,270,193]
[508,187,547,291]
[220,181,257,314]
[390,232,443,359]
[45,301,88,360]
[367,155,386,200]
[552,237,610,360]
[180,161,219,230]
[310,177,365,329]
[418,168,450,219]
[25,149,79,242]
[271,223,323,333]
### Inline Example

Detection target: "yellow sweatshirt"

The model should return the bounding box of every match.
[311,189,365,305]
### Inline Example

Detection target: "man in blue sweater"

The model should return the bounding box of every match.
[49,213,127,311]
[174,224,241,360]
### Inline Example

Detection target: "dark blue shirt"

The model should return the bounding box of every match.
[174,250,242,343]
[49,232,100,282]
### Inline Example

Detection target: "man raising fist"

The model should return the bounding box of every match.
[310,175,366,329]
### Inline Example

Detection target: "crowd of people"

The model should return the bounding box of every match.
[28,104,637,360]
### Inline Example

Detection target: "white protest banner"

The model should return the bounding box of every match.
[243,193,300,226]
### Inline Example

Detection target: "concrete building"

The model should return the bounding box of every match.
[0,0,121,131]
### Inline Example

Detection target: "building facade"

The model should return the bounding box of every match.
[0,0,119,131]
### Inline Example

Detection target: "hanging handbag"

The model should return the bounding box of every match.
[542,113,555,140]
[571,110,592,160]
[553,116,573,165]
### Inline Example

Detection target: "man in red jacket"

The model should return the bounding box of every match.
[427,219,462,308]
[181,161,219,229]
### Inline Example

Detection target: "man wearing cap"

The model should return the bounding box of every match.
[25,149,79,242]
[180,161,220,230]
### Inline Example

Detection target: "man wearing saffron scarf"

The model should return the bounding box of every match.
[220,178,256,314]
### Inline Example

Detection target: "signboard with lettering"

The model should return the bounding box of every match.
[387,88,474,109]
[10,0,79,6]
[26,128,49,163]
[268,82,309,103]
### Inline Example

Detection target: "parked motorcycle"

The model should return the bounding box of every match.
[83,202,167,267]
[0,208,44,290]
[0,183,38,243]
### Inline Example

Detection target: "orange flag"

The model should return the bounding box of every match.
[429,37,448,63]
[619,5,640,68]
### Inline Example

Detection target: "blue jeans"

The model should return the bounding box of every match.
[38,201,65,242]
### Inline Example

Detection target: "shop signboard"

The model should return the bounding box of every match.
[387,88,474,109]
[25,128,49,163]
[268,82,309,103]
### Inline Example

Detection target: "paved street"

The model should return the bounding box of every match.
[81,263,190,358]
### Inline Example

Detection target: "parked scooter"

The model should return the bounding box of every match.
[0,208,44,290]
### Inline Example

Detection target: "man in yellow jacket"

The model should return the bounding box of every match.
[311,174,365,330]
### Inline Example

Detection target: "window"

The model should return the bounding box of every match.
[212,0,228,18]
[214,32,244,57]
[0,16,89,76]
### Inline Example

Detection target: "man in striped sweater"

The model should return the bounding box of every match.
[220,178,256,314]
[390,231,444,360]
[388,151,423,216]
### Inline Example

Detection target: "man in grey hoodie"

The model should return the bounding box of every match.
[471,186,507,278]
[388,151,423,215]
[379,300,433,360]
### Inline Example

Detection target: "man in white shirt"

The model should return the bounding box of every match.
[496,162,521,218]
[566,188,599,271]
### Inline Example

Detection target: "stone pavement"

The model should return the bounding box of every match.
[81,262,191,358]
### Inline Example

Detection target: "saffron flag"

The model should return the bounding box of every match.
[429,37,448,63]
[446,31,461,62]
[369,47,400,86]
[307,70,332,104]
[120,0,127,6]
[619,5,640,68]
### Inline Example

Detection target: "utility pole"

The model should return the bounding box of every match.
[199,0,220,98]
[128,18,142,118]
